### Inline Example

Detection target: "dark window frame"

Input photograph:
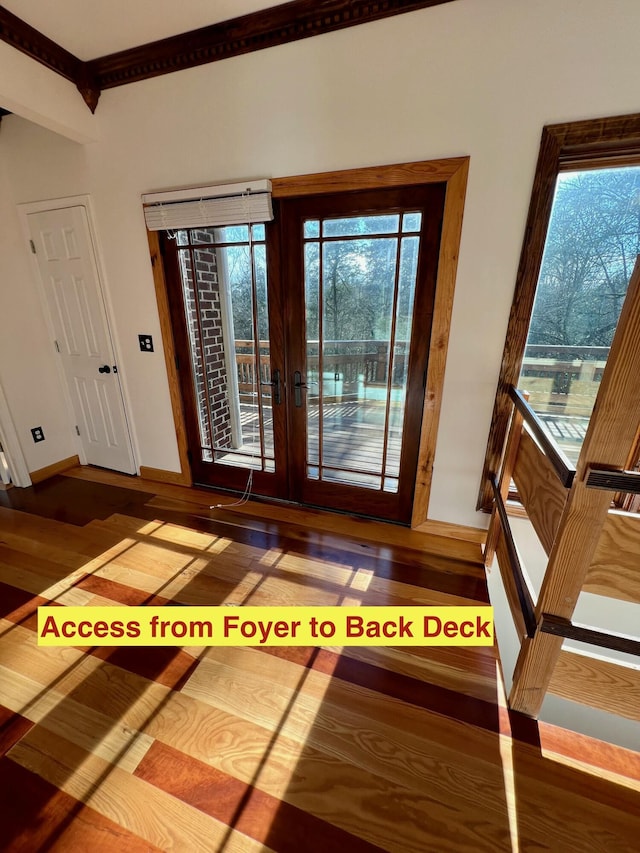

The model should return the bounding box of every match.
[478,112,640,512]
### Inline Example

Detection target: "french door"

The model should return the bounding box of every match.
[162,182,446,523]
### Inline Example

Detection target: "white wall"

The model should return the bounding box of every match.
[1,0,640,524]
[0,147,77,473]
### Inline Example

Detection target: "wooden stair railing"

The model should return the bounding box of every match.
[486,256,640,721]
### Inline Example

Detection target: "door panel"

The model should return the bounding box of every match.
[162,224,288,497]
[281,184,446,522]
[28,207,135,474]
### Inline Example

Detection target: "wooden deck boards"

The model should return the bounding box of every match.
[0,473,638,851]
[226,401,402,485]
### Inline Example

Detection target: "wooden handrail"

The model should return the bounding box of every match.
[491,476,537,638]
[524,344,610,358]
[540,614,640,657]
[508,386,576,487]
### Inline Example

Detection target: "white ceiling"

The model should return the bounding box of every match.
[3,0,288,61]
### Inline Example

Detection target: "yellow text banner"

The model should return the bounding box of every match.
[37,606,494,647]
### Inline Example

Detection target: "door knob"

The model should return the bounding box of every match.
[293,371,307,407]
[98,365,111,374]
[260,368,281,405]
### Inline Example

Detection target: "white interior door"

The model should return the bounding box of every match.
[27,206,136,474]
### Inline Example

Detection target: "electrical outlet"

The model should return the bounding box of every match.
[138,334,154,352]
[31,426,45,443]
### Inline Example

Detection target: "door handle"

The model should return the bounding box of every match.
[293,370,307,408]
[260,368,281,405]
[98,365,111,374]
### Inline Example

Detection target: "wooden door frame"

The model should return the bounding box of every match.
[149,156,469,526]
[18,195,138,475]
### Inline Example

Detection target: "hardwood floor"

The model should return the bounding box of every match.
[0,470,638,851]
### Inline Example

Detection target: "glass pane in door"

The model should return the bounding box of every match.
[303,212,422,492]
[175,225,275,472]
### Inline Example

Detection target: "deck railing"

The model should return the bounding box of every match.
[520,344,608,417]
[234,339,409,394]
[233,341,609,405]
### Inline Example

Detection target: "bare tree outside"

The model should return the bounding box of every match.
[519,166,640,460]
[529,168,640,348]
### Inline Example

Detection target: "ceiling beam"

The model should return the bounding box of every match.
[0,5,79,80]
[0,38,99,140]
[0,4,99,111]
[89,0,457,91]
[0,0,456,113]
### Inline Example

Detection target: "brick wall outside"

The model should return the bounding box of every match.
[181,234,233,456]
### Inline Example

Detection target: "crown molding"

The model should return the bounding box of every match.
[0,0,455,113]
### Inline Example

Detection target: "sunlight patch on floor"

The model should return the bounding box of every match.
[498,732,520,853]
[259,548,283,566]
[349,567,374,591]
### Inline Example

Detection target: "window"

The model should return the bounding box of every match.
[518,166,640,464]
[479,112,640,511]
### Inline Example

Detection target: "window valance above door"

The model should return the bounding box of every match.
[142,179,273,231]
